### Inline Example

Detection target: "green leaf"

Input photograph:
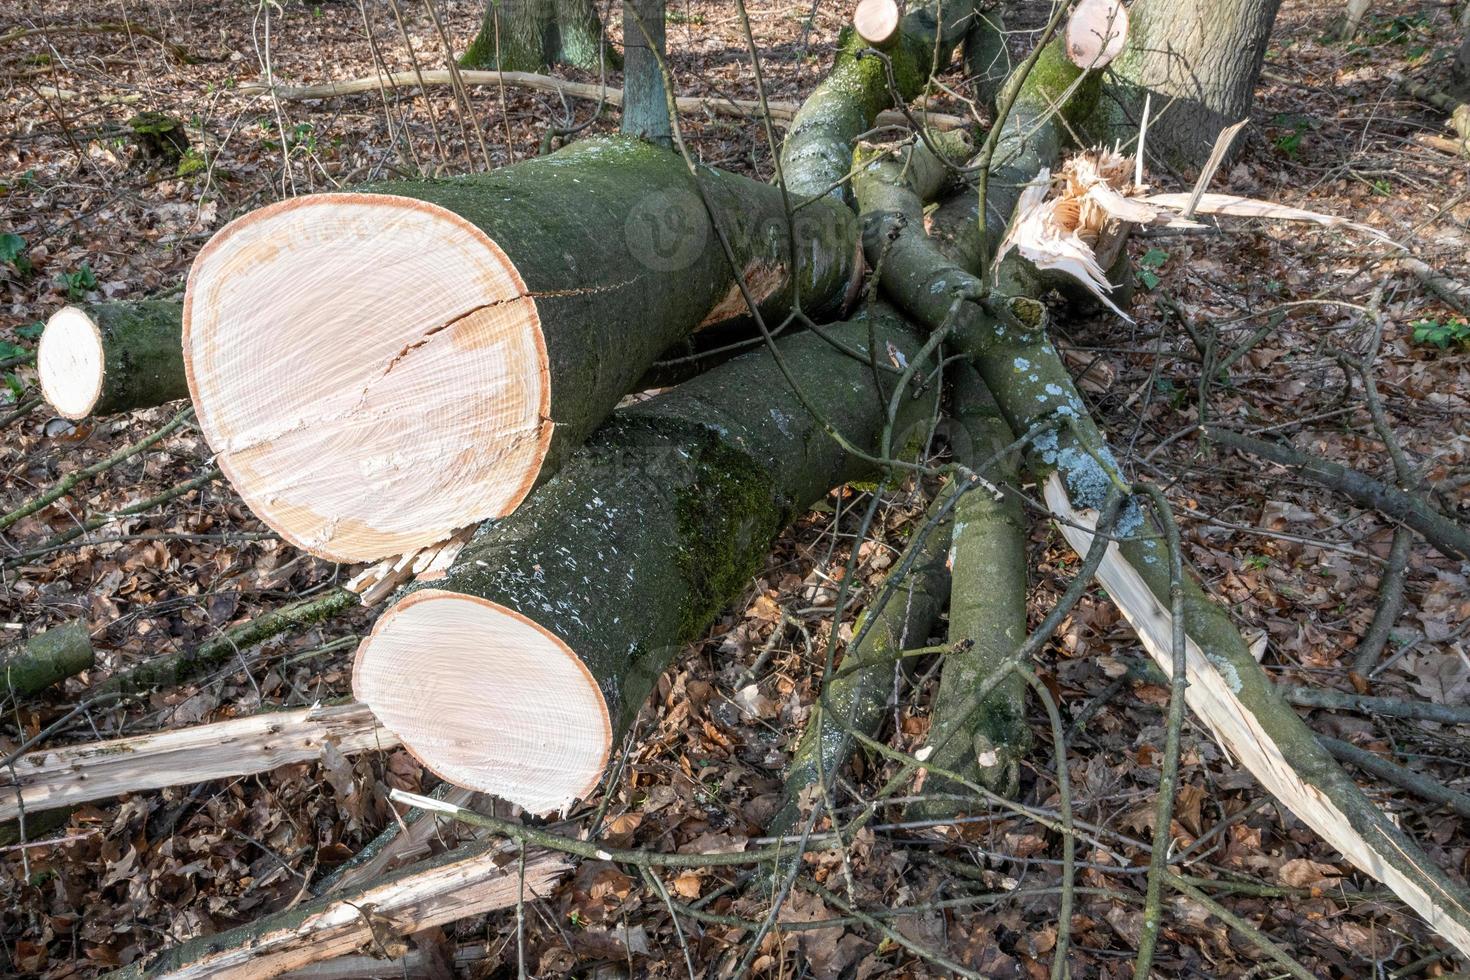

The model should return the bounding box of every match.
[0,233,25,265]
[15,321,43,340]
[1139,248,1169,270]
[1137,269,1161,291]
[0,340,28,360]
[3,373,22,400]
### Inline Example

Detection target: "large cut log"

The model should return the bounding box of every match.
[0,702,394,821]
[183,135,860,563]
[1,621,94,698]
[353,310,936,815]
[38,301,186,419]
[113,839,571,979]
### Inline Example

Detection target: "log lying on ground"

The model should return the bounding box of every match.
[115,839,570,979]
[0,702,393,822]
[236,69,970,132]
[1206,427,1470,561]
[770,456,954,840]
[38,301,186,419]
[184,135,860,564]
[1,622,93,699]
[353,310,936,816]
[917,366,1030,805]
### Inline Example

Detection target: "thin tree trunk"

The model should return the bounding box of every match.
[1339,0,1373,41]
[38,301,186,419]
[1097,0,1283,171]
[621,0,670,146]
[352,310,936,816]
[184,135,858,564]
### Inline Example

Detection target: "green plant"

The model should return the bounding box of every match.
[1244,554,1271,571]
[1136,247,1168,290]
[1371,178,1392,196]
[177,147,208,177]
[59,264,97,301]
[0,340,28,361]
[1411,317,1470,349]
[0,233,32,277]
[16,321,43,340]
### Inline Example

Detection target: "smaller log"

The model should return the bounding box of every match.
[853,0,900,47]
[116,840,570,979]
[38,301,186,419]
[0,702,394,822]
[1,622,93,698]
[353,311,935,815]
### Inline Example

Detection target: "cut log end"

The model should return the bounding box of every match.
[853,0,900,47]
[38,306,106,420]
[351,589,612,815]
[1065,0,1129,70]
[183,193,552,564]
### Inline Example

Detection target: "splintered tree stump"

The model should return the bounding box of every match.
[38,300,186,418]
[183,135,859,563]
[352,309,934,814]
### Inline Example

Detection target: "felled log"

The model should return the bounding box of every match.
[38,301,186,419]
[0,702,393,822]
[917,366,1030,804]
[114,839,570,979]
[0,621,93,698]
[184,135,861,564]
[353,310,936,816]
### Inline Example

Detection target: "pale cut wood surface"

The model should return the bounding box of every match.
[146,843,571,979]
[1044,473,1470,957]
[184,194,550,564]
[37,305,104,419]
[352,590,612,816]
[0,702,397,822]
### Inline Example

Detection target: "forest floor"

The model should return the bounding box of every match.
[2,0,1469,977]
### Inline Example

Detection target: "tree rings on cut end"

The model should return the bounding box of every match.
[1066,0,1129,69]
[352,590,612,815]
[38,306,107,420]
[853,0,901,46]
[183,193,552,563]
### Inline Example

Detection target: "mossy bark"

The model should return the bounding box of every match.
[401,309,935,741]
[368,135,859,486]
[71,300,187,418]
[0,622,93,698]
[460,0,617,72]
[916,364,1030,806]
[778,0,979,200]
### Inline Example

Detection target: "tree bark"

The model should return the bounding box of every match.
[460,0,617,72]
[1095,0,1283,171]
[352,310,936,815]
[1452,24,1470,102]
[0,621,93,698]
[184,135,859,564]
[778,0,979,200]
[38,301,186,419]
[621,0,670,146]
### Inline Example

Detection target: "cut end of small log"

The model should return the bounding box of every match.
[183,193,553,563]
[352,589,612,815]
[1066,0,1129,69]
[38,306,106,419]
[853,0,900,47]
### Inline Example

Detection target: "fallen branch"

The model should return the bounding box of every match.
[1321,736,1470,820]
[0,21,194,63]
[38,302,186,420]
[1282,685,1470,726]
[114,839,570,979]
[94,586,359,695]
[236,69,969,133]
[0,702,394,822]
[1,622,93,699]
[1396,256,1470,316]
[1207,427,1470,560]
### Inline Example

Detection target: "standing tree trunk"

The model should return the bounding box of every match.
[1096,0,1283,171]
[1451,22,1470,102]
[621,0,670,146]
[460,0,617,72]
